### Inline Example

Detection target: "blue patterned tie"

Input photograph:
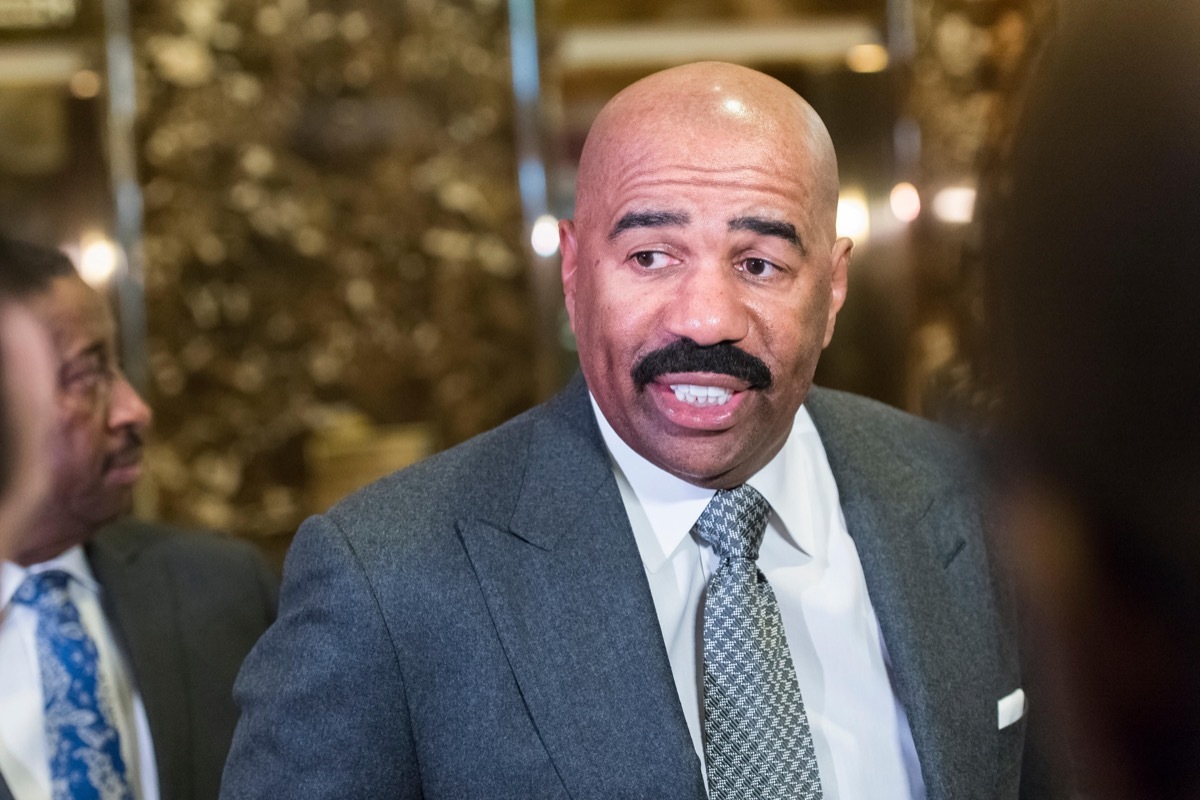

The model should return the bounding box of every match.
[12,570,135,800]
[694,485,822,799]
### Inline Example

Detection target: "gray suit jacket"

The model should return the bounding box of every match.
[0,520,278,800]
[222,377,1026,799]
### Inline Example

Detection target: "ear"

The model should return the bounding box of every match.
[559,219,579,331]
[823,236,853,347]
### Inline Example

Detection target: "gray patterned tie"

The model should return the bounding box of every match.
[694,484,822,799]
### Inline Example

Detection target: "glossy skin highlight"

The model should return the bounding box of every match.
[561,62,851,489]
[16,276,152,565]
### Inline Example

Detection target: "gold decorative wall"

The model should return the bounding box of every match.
[905,0,1054,422]
[133,0,536,556]
[124,0,1056,556]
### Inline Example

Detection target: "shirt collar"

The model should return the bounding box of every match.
[1,545,100,609]
[590,394,818,572]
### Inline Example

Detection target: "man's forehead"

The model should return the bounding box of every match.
[581,122,823,223]
[28,277,115,358]
[577,65,839,234]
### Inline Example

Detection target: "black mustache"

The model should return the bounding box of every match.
[631,339,773,391]
[104,429,144,471]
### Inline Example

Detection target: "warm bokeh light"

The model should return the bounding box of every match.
[889,182,921,223]
[79,234,119,286]
[931,186,976,224]
[68,69,102,99]
[845,43,889,74]
[530,214,560,257]
[836,189,870,243]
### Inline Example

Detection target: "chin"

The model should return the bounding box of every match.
[90,495,134,528]
[651,450,752,490]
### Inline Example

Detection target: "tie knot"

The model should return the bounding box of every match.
[11,570,72,609]
[693,484,771,560]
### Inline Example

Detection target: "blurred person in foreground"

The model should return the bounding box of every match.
[224,62,1044,799]
[0,237,277,800]
[983,1,1200,798]
[0,300,55,562]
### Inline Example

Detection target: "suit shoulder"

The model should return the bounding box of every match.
[95,518,272,572]
[90,519,278,621]
[805,386,975,480]
[321,400,544,535]
[808,386,952,438]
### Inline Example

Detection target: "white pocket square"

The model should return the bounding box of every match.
[997,688,1027,729]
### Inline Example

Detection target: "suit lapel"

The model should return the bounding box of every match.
[0,773,13,800]
[88,528,192,800]
[806,388,1002,799]
[457,379,704,800]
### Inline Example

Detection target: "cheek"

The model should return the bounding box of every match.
[48,408,100,476]
[61,389,109,428]
[575,268,654,358]
[753,295,823,362]
[747,300,830,409]
[794,276,834,338]
[46,430,80,494]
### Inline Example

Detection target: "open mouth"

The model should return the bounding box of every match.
[647,372,752,431]
[670,383,733,406]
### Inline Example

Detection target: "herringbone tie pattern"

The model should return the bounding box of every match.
[695,485,822,800]
[13,571,134,800]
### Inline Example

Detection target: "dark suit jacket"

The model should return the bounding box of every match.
[0,520,278,800]
[222,377,1026,799]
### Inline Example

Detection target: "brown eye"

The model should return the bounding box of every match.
[742,258,775,277]
[59,352,112,392]
[631,251,673,269]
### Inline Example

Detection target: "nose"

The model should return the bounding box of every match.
[662,262,750,346]
[109,370,152,435]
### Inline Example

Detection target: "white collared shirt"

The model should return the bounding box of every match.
[592,396,926,800]
[0,546,159,800]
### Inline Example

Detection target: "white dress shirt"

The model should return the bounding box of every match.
[0,547,159,800]
[592,396,926,800]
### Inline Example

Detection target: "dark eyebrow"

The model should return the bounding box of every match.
[607,210,691,242]
[728,216,806,255]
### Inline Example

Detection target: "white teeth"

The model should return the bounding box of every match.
[670,384,733,406]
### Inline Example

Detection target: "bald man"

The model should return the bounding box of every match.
[223,63,1027,800]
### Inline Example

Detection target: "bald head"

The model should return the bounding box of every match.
[576,62,840,236]
[561,62,852,488]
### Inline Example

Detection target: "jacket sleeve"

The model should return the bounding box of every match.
[220,513,421,799]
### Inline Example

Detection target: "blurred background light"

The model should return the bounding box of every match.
[889,182,921,223]
[836,188,871,244]
[79,233,119,286]
[68,69,102,99]
[846,43,889,73]
[530,213,560,257]
[931,186,976,224]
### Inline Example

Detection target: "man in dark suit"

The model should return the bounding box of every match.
[0,237,277,800]
[223,62,1027,799]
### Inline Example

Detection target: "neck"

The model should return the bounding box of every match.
[11,512,89,567]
